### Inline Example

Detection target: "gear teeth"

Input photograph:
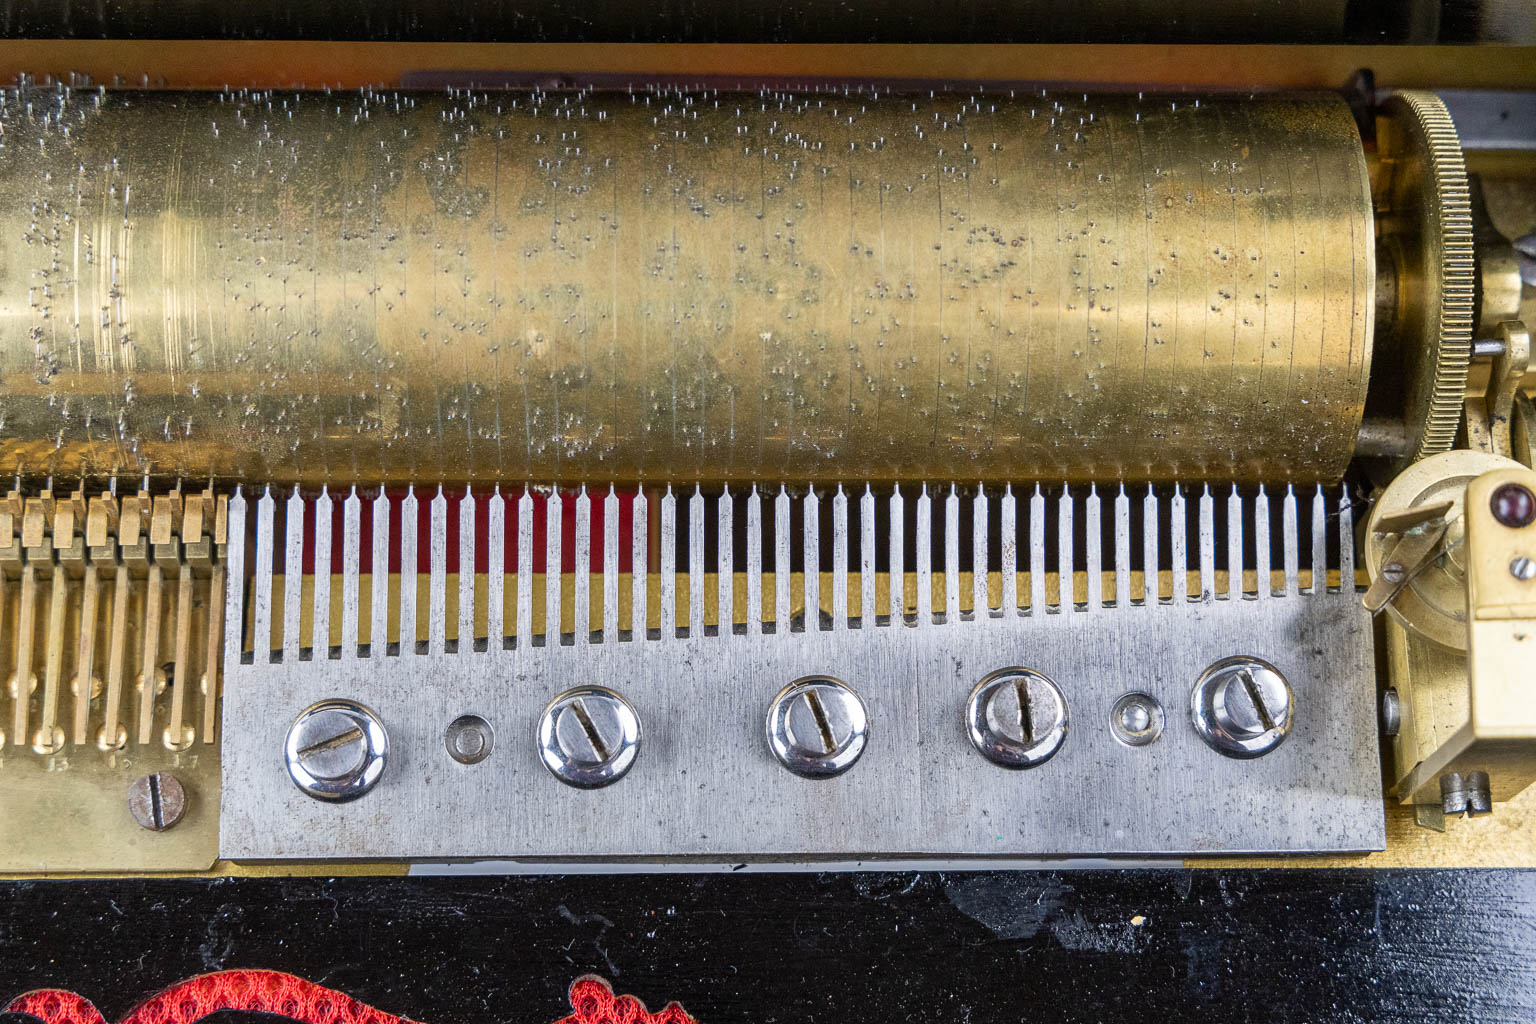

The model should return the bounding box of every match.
[1396,91,1474,462]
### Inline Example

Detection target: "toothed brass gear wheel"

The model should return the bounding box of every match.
[1373,90,1475,468]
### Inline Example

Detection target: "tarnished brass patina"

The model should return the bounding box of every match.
[0,87,1373,486]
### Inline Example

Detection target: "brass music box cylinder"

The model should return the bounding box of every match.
[0,88,1374,485]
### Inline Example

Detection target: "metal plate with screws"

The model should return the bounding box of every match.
[222,588,1382,860]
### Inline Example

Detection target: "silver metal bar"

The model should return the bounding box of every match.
[1085,486,1102,612]
[1254,486,1271,601]
[282,487,303,662]
[1282,486,1299,598]
[1226,485,1243,600]
[487,488,505,650]
[889,486,905,623]
[517,489,534,647]
[832,486,849,630]
[1057,487,1073,612]
[1338,490,1355,593]
[1029,486,1046,614]
[746,487,763,635]
[944,485,960,622]
[803,487,821,632]
[973,485,989,618]
[1142,485,1159,606]
[775,487,791,632]
[659,487,676,637]
[1114,486,1130,608]
[253,488,275,662]
[342,487,361,657]
[312,488,333,656]
[575,487,592,645]
[428,489,447,656]
[546,489,564,642]
[1001,485,1018,615]
[1311,485,1327,595]
[371,489,392,654]
[223,490,248,669]
[688,487,704,636]
[399,488,419,655]
[458,486,477,651]
[718,486,734,635]
[1198,485,1215,602]
[1170,485,1188,604]
[631,489,648,637]
[916,485,933,624]
[860,486,876,625]
[602,487,619,641]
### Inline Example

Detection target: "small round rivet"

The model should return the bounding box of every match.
[538,686,641,788]
[965,668,1069,769]
[765,676,869,779]
[1511,556,1536,581]
[127,772,186,831]
[445,714,495,765]
[285,699,389,801]
[1109,692,1165,747]
[1190,656,1292,759]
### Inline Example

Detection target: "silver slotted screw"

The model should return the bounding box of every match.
[284,699,389,801]
[127,772,187,831]
[538,686,642,788]
[765,676,869,779]
[1190,656,1293,759]
[965,668,1069,769]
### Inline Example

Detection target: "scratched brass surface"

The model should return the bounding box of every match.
[0,88,1372,486]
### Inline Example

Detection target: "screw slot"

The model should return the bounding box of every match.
[537,686,641,789]
[965,668,1069,769]
[766,676,869,779]
[1191,656,1293,759]
[127,772,186,832]
[285,699,389,801]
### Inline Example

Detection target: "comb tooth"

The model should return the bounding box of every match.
[1085,485,1102,612]
[574,486,591,645]
[1226,485,1243,599]
[1282,485,1299,597]
[102,558,131,748]
[428,488,447,656]
[860,486,876,625]
[1142,485,1159,605]
[1057,486,1073,612]
[40,553,68,748]
[72,544,101,745]
[546,488,564,644]
[915,485,933,625]
[972,485,988,617]
[371,488,392,655]
[803,487,821,632]
[282,486,303,662]
[399,487,419,654]
[486,487,505,651]
[1254,486,1271,601]
[1000,485,1018,615]
[1338,489,1355,593]
[687,486,704,637]
[459,486,477,651]
[203,543,223,743]
[11,562,35,746]
[1198,485,1215,602]
[944,485,959,622]
[659,487,676,637]
[134,558,162,744]
[1029,485,1046,614]
[603,486,619,641]
[252,487,275,663]
[312,487,333,657]
[1114,485,1130,608]
[831,485,848,630]
[166,558,194,749]
[888,485,905,623]
[1170,484,1188,603]
[1310,485,1327,595]
[222,489,247,671]
[629,488,646,637]
[718,486,734,635]
[342,487,362,657]
[746,486,763,635]
[516,488,534,647]
[774,487,790,632]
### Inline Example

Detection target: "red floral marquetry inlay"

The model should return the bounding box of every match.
[4,971,693,1024]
